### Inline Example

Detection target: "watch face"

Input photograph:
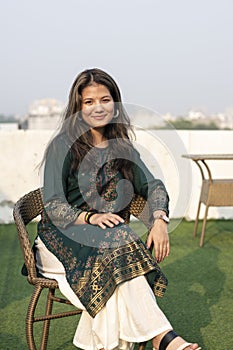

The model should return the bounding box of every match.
[154,214,169,223]
[162,215,169,223]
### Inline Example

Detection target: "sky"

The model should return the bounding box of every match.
[1,0,233,117]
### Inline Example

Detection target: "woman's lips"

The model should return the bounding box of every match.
[92,115,107,120]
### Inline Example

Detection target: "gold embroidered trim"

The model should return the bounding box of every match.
[72,240,167,317]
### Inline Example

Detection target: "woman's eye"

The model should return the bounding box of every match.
[85,100,92,105]
[102,99,111,103]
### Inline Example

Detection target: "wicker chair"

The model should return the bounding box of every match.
[13,188,150,350]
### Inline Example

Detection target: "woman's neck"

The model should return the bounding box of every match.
[91,127,108,148]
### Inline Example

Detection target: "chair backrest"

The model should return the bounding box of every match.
[128,194,150,228]
[13,188,44,284]
[13,188,150,283]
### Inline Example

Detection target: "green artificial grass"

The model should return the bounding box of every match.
[0,219,232,349]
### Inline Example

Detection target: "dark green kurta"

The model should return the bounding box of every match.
[38,134,169,317]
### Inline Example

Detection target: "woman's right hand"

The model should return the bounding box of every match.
[89,212,124,229]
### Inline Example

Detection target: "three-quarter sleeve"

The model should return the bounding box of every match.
[132,149,169,217]
[43,135,80,228]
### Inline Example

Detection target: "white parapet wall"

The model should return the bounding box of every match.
[0,129,232,223]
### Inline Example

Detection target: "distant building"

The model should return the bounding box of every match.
[187,110,207,122]
[217,108,233,129]
[21,99,64,129]
[0,122,18,131]
[184,109,233,129]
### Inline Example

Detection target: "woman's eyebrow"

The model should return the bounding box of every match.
[83,95,111,101]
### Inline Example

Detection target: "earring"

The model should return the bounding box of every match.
[113,109,119,119]
[78,115,82,121]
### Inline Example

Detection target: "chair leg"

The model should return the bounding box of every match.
[138,341,147,350]
[40,288,55,350]
[26,284,43,350]
[193,201,201,238]
[200,205,209,247]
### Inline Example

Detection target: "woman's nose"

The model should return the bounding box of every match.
[94,103,104,112]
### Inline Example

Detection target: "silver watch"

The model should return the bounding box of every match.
[154,214,170,224]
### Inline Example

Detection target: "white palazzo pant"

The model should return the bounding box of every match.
[35,237,172,350]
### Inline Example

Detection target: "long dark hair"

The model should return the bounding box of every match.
[44,68,135,180]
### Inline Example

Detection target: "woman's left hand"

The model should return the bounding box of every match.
[89,212,124,229]
[146,220,170,263]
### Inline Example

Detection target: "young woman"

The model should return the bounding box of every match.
[35,68,201,350]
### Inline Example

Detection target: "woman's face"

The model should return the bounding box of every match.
[81,83,114,129]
